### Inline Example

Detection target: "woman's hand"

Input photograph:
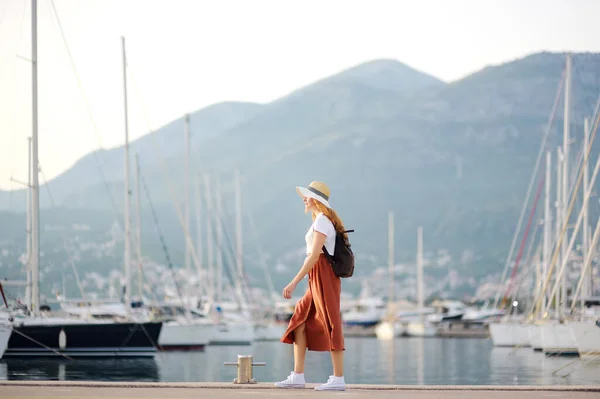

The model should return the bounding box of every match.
[283,281,297,299]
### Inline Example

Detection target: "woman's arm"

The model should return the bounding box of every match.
[282,230,326,299]
[293,230,326,285]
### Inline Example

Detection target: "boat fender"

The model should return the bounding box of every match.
[59,329,67,350]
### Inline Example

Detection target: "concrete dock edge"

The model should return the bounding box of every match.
[0,380,598,392]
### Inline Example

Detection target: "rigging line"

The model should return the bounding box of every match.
[543,110,600,314]
[128,228,158,304]
[501,166,546,307]
[493,69,566,309]
[237,172,278,304]
[217,209,255,308]
[509,218,542,312]
[510,246,539,316]
[139,169,185,305]
[562,92,600,220]
[127,163,155,303]
[543,129,600,316]
[215,180,258,308]
[204,191,248,309]
[126,69,209,298]
[47,0,122,226]
[532,120,600,296]
[46,2,172,305]
[38,163,86,300]
[6,0,28,184]
[535,108,600,316]
[0,281,9,308]
[570,215,600,312]
[3,289,29,314]
[200,179,254,312]
[245,199,277,304]
[10,328,73,360]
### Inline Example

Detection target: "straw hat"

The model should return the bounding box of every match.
[296,181,331,208]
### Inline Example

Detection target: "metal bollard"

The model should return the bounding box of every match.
[224,354,266,384]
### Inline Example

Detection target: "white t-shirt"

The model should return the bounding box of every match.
[305,213,336,255]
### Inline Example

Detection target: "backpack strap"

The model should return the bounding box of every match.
[322,229,354,262]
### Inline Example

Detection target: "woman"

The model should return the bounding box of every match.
[275,181,347,391]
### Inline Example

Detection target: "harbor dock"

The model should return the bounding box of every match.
[0,381,598,398]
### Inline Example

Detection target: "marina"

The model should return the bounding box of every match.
[1,337,599,386]
[0,0,598,392]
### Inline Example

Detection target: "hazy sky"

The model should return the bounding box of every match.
[0,0,599,190]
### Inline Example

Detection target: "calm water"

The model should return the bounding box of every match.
[1,338,599,385]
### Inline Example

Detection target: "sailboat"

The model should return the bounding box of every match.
[202,170,254,345]
[52,47,217,351]
[0,324,10,359]
[406,227,437,337]
[375,211,405,339]
[490,54,600,355]
[0,291,12,359]
[4,5,162,358]
[152,113,213,351]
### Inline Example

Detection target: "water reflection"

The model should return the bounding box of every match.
[0,338,598,385]
[0,358,158,381]
[488,346,600,386]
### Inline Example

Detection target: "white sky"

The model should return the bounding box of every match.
[0,0,599,190]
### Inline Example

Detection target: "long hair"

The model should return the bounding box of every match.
[312,200,348,240]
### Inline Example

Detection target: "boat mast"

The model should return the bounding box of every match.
[215,177,223,304]
[541,151,552,317]
[555,147,563,317]
[184,114,191,317]
[582,117,591,304]
[30,0,40,315]
[135,153,143,301]
[234,169,245,304]
[204,174,214,302]
[121,36,132,316]
[388,211,394,307]
[25,137,32,311]
[560,53,571,315]
[195,177,203,287]
[417,226,424,324]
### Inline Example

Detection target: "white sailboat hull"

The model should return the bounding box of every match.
[254,323,286,341]
[540,323,579,356]
[406,321,437,337]
[158,320,213,350]
[209,321,254,345]
[527,324,543,351]
[374,321,405,340]
[0,323,11,359]
[568,321,600,357]
[489,322,530,347]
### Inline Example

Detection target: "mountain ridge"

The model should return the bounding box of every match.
[1,51,599,301]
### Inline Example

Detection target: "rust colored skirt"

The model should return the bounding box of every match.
[280,254,345,351]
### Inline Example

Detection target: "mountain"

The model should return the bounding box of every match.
[1,53,599,300]
[0,101,264,211]
[324,58,444,93]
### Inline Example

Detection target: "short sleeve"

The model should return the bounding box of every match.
[313,214,334,237]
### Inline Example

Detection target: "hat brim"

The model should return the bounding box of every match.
[296,186,331,208]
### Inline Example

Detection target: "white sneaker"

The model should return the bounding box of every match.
[315,375,346,391]
[274,371,306,388]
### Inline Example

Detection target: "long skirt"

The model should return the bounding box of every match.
[280,254,345,351]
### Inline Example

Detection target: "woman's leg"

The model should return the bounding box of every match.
[293,323,307,373]
[274,319,309,388]
[331,350,344,377]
